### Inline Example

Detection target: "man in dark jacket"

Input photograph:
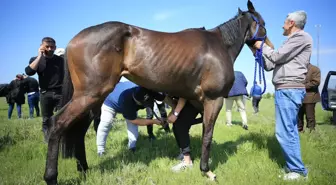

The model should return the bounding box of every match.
[23,75,40,118]
[25,37,64,140]
[7,74,26,119]
[0,84,9,97]
[250,81,263,114]
[298,63,321,132]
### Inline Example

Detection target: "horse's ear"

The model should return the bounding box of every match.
[238,8,243,14]
[247,0,255,13]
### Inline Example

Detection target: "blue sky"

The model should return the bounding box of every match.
[0,0,335,93]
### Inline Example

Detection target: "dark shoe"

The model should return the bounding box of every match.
[148,134,156,141]
[129,147,136,153]
[163,123,171,133]
[98,152,105,157]
[243,124,248,130]
[176,152,184,161]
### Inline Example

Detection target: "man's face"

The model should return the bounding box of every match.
[42,41,56,57]
[282,19,294,36]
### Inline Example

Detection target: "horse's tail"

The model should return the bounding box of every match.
[58,47,95,160]
[58,47,76,159]
[60,48,74,108]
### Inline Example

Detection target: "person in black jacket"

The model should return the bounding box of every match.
[25,37,64,140]
[0,84,9,97]
[146,100,170,141]
[7,74,26,119]
[23,75,40,118]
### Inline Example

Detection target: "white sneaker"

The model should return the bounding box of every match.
[226,123,233,126]
[283,172,307,181]
[171,160,193,172]
[98,151,105,157]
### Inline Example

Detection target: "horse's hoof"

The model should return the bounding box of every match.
[203,171,217,181]
[45,179,58,185]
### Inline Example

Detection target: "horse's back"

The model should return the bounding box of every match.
[67,21,233,99]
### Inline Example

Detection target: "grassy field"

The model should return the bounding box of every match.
[0,97,335,185]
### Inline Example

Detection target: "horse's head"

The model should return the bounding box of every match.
[240,0,274,53]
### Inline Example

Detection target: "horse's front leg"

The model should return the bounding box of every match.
[74,115,92,173]
[200,97,223,181]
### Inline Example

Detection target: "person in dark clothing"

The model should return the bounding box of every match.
[166,97,202,172]
[250,81,263,114]
[0,84,10,97]
[146,100,170,140]
[23,75,40,118]
[96,81,165,155]
[298,63,321,132]
[25,37,64,140]
[7,74,26,119]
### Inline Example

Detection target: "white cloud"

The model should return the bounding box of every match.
[153,11,176,21]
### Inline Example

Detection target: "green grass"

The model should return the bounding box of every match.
[0,97,335,185]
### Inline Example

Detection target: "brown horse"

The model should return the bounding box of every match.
[43,1,273,184]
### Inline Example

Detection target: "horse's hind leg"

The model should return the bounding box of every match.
[44,95,102,185]
[62,113,92,173]
[91,104,102,133]
[200,97,223,180]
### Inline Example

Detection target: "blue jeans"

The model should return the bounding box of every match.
[275,89,307,176]
[28,92,40,118]
[8,103,22,119]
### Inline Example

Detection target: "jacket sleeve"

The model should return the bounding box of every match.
[262,56,275,71]
[243,74,248,87]
[8,81,13,92]
[262,34,309,65]
[305,67,321,90]
[25,57,37,76]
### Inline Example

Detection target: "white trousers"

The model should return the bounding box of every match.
[225,95,248,125]
[96,104,139,153]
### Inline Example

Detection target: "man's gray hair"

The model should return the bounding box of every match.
[286,10,307,29]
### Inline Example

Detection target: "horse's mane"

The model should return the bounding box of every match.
[217,13,243,46]
[182,27,206,32]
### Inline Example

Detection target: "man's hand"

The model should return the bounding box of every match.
[153,119,164,125]
[254,41,263,49]
[38,45,46,57]
[167,111,177,123]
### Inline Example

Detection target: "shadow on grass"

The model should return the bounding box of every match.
[93,130,285,174]
[58,177,82,185]
[317,121,335,126]
[0,132,16,152]
[231,120,244,126]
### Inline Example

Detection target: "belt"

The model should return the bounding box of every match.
[40,88,62,94]
[27,92,36,95]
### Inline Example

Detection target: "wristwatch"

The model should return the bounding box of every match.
[173,111,179,117]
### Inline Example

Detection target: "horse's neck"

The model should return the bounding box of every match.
[215,17,249,63]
